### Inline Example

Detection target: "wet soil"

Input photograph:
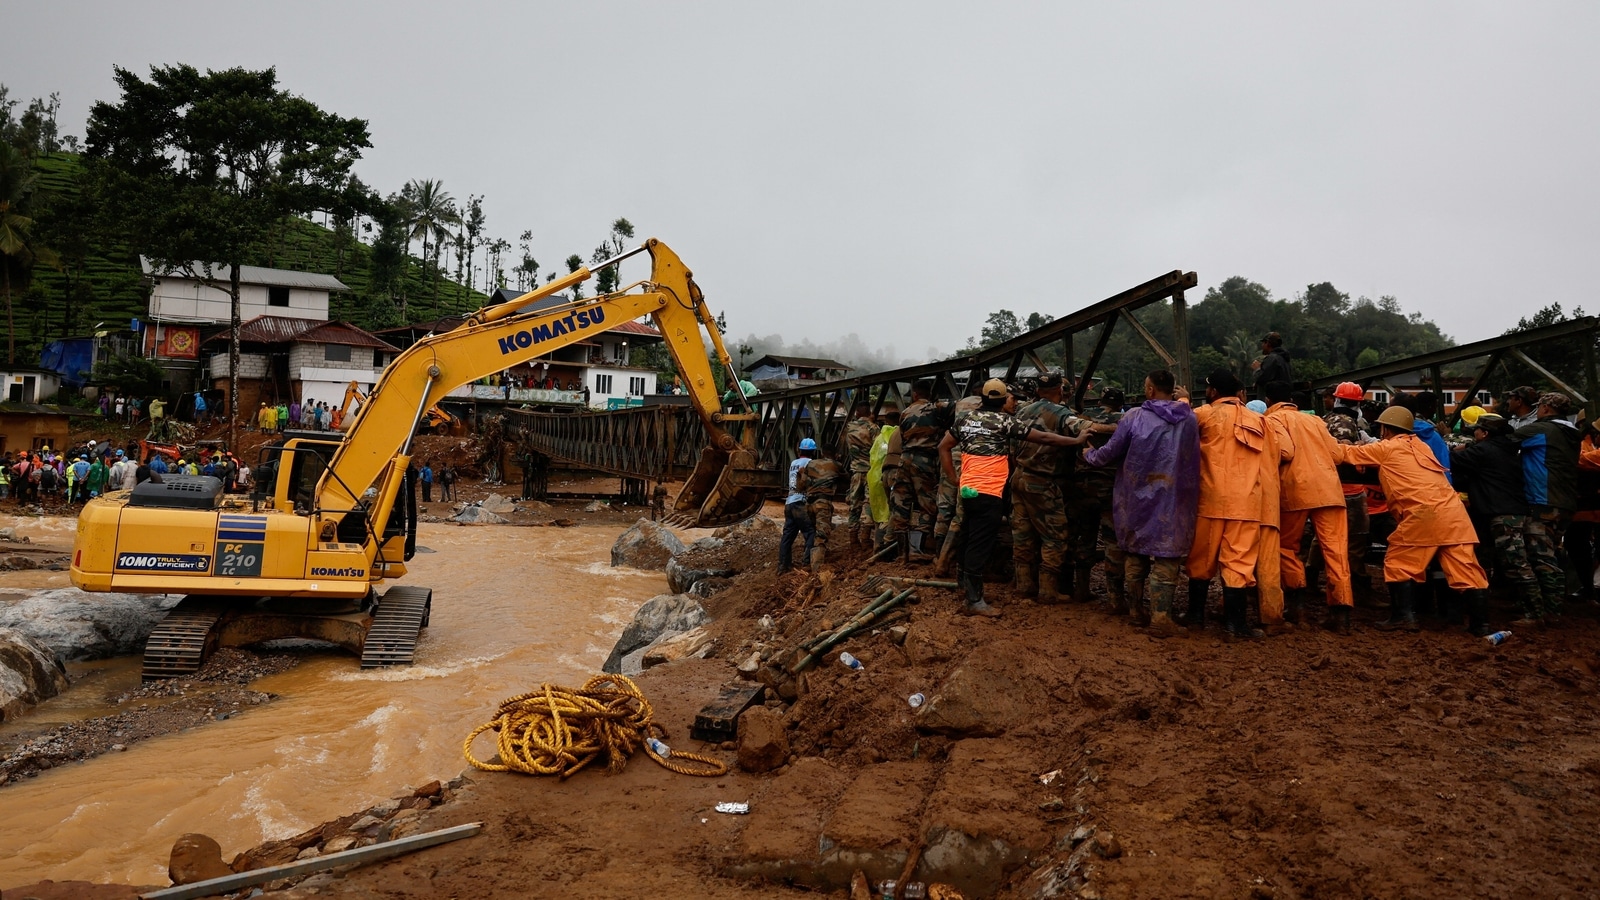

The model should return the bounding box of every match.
[8,510,1600,898]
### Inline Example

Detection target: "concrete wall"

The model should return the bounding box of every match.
[149,277,329,324]
[206,354,271,381]
[0,413,72,455]
[0,371,61,403]
[289,344,377,373]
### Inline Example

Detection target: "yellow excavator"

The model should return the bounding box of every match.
[71,239,765,678]
[340,381,460,435]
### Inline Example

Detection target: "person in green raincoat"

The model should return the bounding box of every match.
[86,456,109,498]
[868,404,901,546]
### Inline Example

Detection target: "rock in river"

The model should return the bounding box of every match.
[0,627,70,723]
[602,593,708,674]
[610,519,686,570]
[0,588,180,661]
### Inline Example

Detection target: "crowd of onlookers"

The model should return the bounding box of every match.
[2,440,252,505]
[252,398,346,433]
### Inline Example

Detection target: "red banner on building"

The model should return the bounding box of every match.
[158,326,199,359]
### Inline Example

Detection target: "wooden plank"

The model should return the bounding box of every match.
[140,823,483,900]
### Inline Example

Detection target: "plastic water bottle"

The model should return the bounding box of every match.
[646,737,672,758]
[1484,630,1512,646]
[908,693,926,708]
[839,652,863,670]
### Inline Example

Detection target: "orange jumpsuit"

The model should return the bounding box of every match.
[1336,435,1487,589]
[1268,404,1353,607]
[1189,399,1283,596]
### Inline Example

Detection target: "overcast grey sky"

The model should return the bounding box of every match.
[8,2,1597,360]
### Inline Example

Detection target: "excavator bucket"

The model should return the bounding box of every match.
[667,445,766,528]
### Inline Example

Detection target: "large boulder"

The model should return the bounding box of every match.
[452,505,510,525]
[168,833,231,885]
[480,493,518,515]
[0,589,180,661]
[641,625,715,669]
[0,627,69,722]
[610,519,686,570]
[602,593,708,674]
[666,555,736,595]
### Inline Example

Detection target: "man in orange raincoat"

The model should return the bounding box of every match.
[1335,405,1490,633]
[1184,370,1287,639]
[1264,381,1354,633]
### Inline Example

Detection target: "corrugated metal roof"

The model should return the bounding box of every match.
[294,321,400,351]
[206,315,319,344]
[373,316,468,336]
[612,321,663,339]
[142,257,350,292]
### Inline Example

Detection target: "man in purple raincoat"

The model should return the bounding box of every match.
[1082,369,1201,636]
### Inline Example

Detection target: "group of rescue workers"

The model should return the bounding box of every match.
[776,341,1585,639]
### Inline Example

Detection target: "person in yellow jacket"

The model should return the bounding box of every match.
[1336,405,1490,633]
[867,404,899,547]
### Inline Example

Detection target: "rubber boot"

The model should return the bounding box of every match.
[909,531,935,563]
[1073,565,1093,604]
[1147,580,1183,637]
[963,573,1000,617]
[1464,588,1492,637]
[1223,587,1264,640]
[1013,561,1039,599]
[860,523,876,548]
[1376,581,1420,632]
[1127,579,1150,627]
[1186,579,1209,630]
[1324,605,1351,635]
[1037,567,1067,605]
[1106,568,1129,615]
[1283,587,1303,626]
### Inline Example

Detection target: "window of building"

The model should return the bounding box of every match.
[1370,390,1389,405]
[1477,390,1493,404]
[629,376,646,396]
[324,344,352,363]
[268,286,290,307]
[595,373,613,394]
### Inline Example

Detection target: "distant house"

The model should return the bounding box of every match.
[373,316,468,352]
[0,367,62,403]
[1365,374,1493,414]
[142,258,349,327]
[0,402,73,455]
[203,316,398,414]
[744,354,853,391]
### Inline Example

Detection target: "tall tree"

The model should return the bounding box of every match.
[87,64,370,449]
[399,179,459,315]
[0,142,58,364]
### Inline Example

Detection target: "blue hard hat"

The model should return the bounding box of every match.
[798,438,818,451]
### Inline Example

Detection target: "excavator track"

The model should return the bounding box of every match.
[360,586,432,668]
[143,598,227,681]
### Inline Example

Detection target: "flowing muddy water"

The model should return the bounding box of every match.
[0,521,666,888]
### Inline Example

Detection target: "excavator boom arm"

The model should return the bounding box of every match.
[315,239,752,529]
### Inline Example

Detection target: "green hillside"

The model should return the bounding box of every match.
[15,152,490,362]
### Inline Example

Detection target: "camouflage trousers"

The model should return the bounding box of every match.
[1489,514,1542,617]
[809,498,836,544]
[886,465,914,533]
[935,450,961,540]
[846,465,870,527]
[902,451,941,534]
[1067,480,1125,594]
[1125,554,1183,614]
[1523,507,1571,617]
[1011,472,1070,574]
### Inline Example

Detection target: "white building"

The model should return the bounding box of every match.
[0,367,61,403]
[142,258,348,325]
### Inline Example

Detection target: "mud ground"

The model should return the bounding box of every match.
[9,517,1600,898]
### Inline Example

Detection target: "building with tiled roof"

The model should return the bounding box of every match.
[201,316,399,413]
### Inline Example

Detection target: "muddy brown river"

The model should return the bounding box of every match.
[0,520,668,887]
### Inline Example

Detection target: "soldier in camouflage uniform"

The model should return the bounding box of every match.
[935,391,985,552]
[797,451,845,569]
[1067,387,1127,607]
[1512,393,1581,624]
[939,378,1088,616]
[1011,372,1090,603]
[844,402,878,546]
[883,415,913,552]
[898,381,949,560]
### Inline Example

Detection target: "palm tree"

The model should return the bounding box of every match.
[1222,330,1259,382]
[400,179,460,315]
[0,144,58,365]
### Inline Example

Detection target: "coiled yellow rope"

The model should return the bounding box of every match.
[463,674,727,779]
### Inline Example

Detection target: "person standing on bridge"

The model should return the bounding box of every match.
[778,438,819,574]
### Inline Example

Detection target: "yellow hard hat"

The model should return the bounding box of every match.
[1458,405,1487,426]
